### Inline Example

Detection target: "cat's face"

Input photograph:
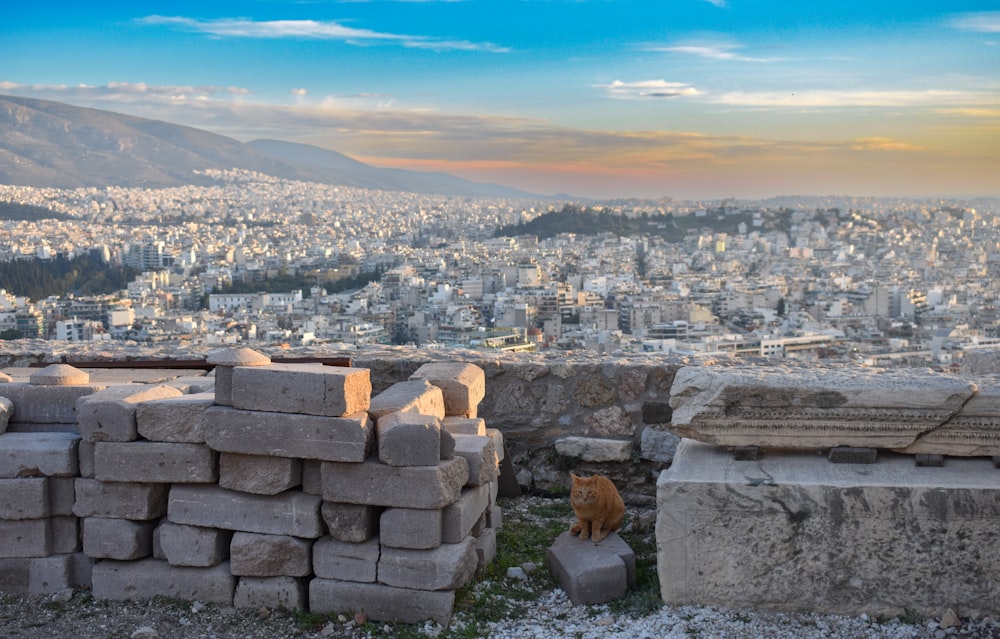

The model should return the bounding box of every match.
[570,473,598,505]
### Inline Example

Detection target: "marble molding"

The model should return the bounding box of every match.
[668,366,1000,456]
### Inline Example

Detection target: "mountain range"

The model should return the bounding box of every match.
[0,95,542,199]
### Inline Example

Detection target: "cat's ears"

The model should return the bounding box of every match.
[569,472,580,480]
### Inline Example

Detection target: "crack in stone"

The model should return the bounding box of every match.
[903,383,979,449]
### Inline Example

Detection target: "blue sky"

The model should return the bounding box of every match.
[2,1,999,199]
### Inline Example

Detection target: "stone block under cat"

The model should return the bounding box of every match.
[546,531,635,605]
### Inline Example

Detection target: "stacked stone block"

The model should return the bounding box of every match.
[0,365,97,594]
[0,355,502,624]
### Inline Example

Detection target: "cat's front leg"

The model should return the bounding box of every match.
[591,519,606,542]
[571,518,591,539]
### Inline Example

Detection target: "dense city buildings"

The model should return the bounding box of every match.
[2,170,999,369]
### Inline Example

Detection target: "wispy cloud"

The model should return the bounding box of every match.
[137,15,510,53]
[0,80,251,101]
[850,137,924,153]
[711,89,993,108]
[650,42,782,63]
[595,80,701,99]
[702,0,727,7]
[949,11,1000,33]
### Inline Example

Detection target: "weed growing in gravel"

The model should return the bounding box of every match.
[899,608,924,625]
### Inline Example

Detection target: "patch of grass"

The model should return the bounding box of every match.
[609,513,663,618]
[899,608,925,625]
[292,609,335,632]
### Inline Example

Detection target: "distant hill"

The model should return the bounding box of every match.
[247,139,540,199]
[0,95,545,198]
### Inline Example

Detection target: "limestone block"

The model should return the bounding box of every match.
[77,384,183,442]
[409,362,486,417]
[486,428,505,462]
[656,439,1000,618]
[73,478,168,520]
[901,377,1000,456]
[442,416,486,436]
[546,531,634,605]
[451,434,499,486]
[158,522,231,568]
[320,457,468,509]
[378,536,477,591]
[368,380,445,420]
[321,502,380,543]
[442,484,491,544]
[0,518,52,558]
[48,477,75,516]
[234,576,307,610]
[668,366,976,449]
[231,363,371,417]
[51,516,79,554]
[474,527,497,574]
[379,507,442,549]
[29,364,89,386]
[0,554,80,595]
[82,517,156,560]
[92,558,235,604]
[0,432,80,478]
[163,375,215,395]
[207,347,271,407]
[554,436,632,462]
[136,392,215,443]
[94,442,217,483]
[301,460,322,495]
[77,440,95,478]
[229,532,311,577]
[312,536,379,582]
[0,384,104,425]
[219,453,302,495]
[585,405,634,438]
[377,412,443,467]
[309,579,455,625]
[204,406,372,463]
[0,397,11,434]
[168,485,323,538]
[0,477,49,519]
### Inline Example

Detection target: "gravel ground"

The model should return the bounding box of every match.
[2,496,997,639]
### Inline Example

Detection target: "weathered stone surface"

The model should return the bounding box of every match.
[368,380,445,420]
[0,518,53,557]
[231,364,371,417]
[554,436,632,462]
[442,484,490,544]
[901,377,1000,456]
[136,392,215,443]
[378,537,477,591]
[51,516,79,554]
[441,417,486,436]
[474,527,497,573]
[73,478,168,520]
[77,384,183,442]
[219,453,302,495]
[234,576,307,610]
[409,363,486,417]
[77,440,94,478]
[94,442,217,483]
[0,554,78,595]
[82,517,156,560]
[92,558,235,604]
[321,502,379,543]
[668,366,976,449]
[377,412,442,467]
[204,406,372,463]
[29,364,89,386]
[309,579,455,624]
[451,435,499,486]
[229,532,311,577]
[159,522,231,567]
[379,507,442,549]
[312,536,379,582]
[0,477,49,519]
[320,457,468,509]
[585,406,634,438]
[546,531,634,605]
[486,428,505,462]
[656,439,1000,618]
[639,427,680,463]
[301,460,322,495]
[169,485,323,538]
[48,477,74,516]
[0,397,10,434]
[0,432,79,478]
[0,384,103,425]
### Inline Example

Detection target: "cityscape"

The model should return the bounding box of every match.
[2,171,998,370]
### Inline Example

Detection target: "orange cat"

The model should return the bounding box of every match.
[569,473,625,542]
